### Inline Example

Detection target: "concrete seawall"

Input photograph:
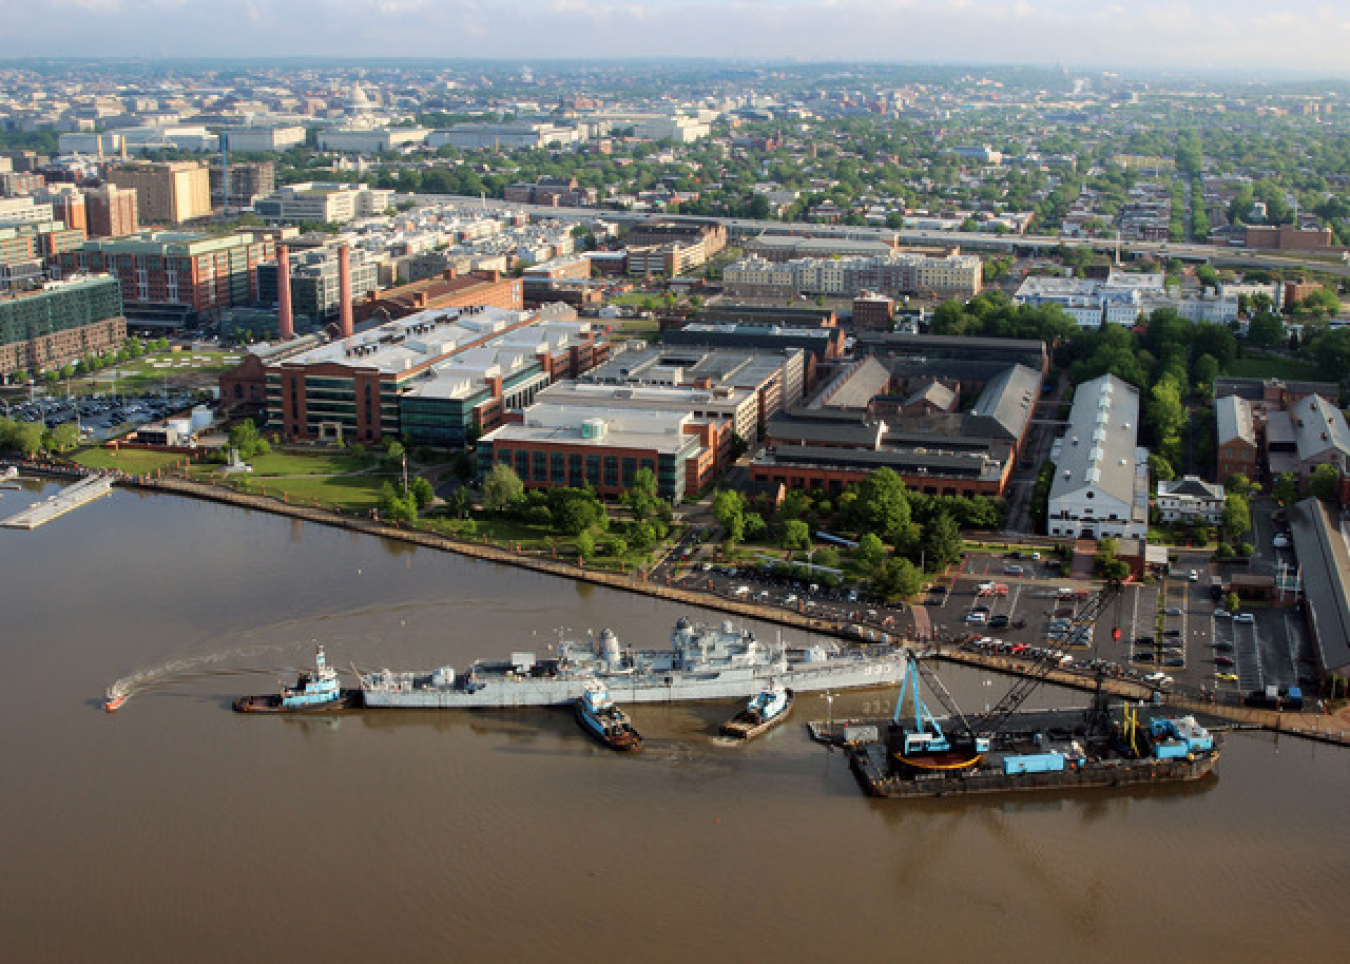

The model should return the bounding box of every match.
[61,471,1350,750]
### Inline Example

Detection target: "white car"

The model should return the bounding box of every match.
[1144,672,1174,688]
[966,611,988,624]
[1234,613,1255,624]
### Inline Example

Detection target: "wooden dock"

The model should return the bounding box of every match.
[0,475,113,529]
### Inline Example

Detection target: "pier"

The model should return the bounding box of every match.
[0,474,113,529]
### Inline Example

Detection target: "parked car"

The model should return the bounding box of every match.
[1235,613,1255,624]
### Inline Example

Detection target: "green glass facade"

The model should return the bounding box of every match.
[0,276,124,347]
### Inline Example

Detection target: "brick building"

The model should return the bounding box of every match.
[354,270,522,323]
[85,185,140,238]
[58,230,273,330]
[0,275,126,377]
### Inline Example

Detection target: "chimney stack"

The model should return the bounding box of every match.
[338,244,354,339]
[276,244,294,341]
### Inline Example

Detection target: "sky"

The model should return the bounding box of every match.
[5,0,1350,77]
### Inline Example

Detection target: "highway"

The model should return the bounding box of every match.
[405,192,1350,278]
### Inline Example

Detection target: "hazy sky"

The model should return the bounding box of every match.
[5,0,1350,76]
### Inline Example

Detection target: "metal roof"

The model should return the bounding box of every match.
[1289,498,1350,676]
[1049,374,1142,510]
[1214,394,1256,448]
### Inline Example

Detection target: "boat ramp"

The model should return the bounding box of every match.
[0,474,114,529]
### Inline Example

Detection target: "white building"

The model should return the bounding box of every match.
[223,126,307,152]
[1156,476,1226,523]
[254,182,393,224]
[316,128,429,154]
[427,123,581,150]
[1014,272,1163,328]
[1047,374,1150,540]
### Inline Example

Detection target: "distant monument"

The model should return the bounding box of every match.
[222,447,252,474]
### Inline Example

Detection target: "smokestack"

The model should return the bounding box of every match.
[338,244,354,339]
[276,244,294,341]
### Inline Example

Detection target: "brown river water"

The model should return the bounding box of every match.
[2,482,1348,964]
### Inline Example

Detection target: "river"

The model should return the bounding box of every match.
[2,480,1347,964]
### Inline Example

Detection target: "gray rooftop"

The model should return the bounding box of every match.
[813,357,892,411]
[1289,498,1350,676]
[765,414,884,448]
[965,363,1043,442]
[1215,394,1256,448]
[1049,374,1142,509]
[1291,395,1350,464]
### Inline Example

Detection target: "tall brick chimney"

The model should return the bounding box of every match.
[275,243,294,341]
[338,244,354,339]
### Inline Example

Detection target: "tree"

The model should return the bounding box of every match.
[1148,454,1176,484]
[1273,473,1298,507]
[1222,492,1251,541]
[712,489,746,543]
[1246,310,1284,349]
[855,532,886,569]
[848,468,911,541]
[622,467,661,521]
[482,464,524,513]
[1093,537,1130,580]
[46,422,80,453]
[379,481,417,522]
[409,476,435,509]
[1308,328,1350,380]
[576,530,596,561]
[228,419,269,460]
[1310,463,1341,502]
[781,519,811,551]
[548,487,604,535]
[920,512,963,571]
[868,557,922,602]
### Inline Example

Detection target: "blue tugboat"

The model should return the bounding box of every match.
[233,647,362,713]
[721,682,794,740]
[574,681,642,751]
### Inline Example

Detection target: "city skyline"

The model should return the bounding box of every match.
[4,0,1350,78]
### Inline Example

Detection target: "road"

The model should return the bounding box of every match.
[407,192,1350,278]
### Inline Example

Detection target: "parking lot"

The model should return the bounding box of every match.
[2,392,199,443]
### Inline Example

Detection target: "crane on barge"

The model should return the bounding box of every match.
[891,579,1125,769]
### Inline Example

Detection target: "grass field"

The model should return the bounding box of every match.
[67,350,242,395]
[1225,356,1324,381]
[73,447,187,475]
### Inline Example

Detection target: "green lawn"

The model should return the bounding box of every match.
[233,450,375,477]
[1225,356,1324,381]
[73,447,188,475]
[219,473,394,513]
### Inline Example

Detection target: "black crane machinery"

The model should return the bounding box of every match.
[908,579,1125,753]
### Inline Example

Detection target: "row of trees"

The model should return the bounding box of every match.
[0,418,80,457]
[711,468,1000,602]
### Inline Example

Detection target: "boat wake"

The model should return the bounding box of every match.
[104,641,323,711]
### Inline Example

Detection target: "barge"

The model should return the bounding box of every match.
[820,653,1220,799]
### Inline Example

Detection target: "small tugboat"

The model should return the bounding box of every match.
[104,688,127,713]
[574,680,642,751]
[233,646,362,713]
[720,682,794,740]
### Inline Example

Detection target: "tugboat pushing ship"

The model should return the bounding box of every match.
[233,646,362,713]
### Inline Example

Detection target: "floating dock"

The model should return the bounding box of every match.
[0,475,114,529]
